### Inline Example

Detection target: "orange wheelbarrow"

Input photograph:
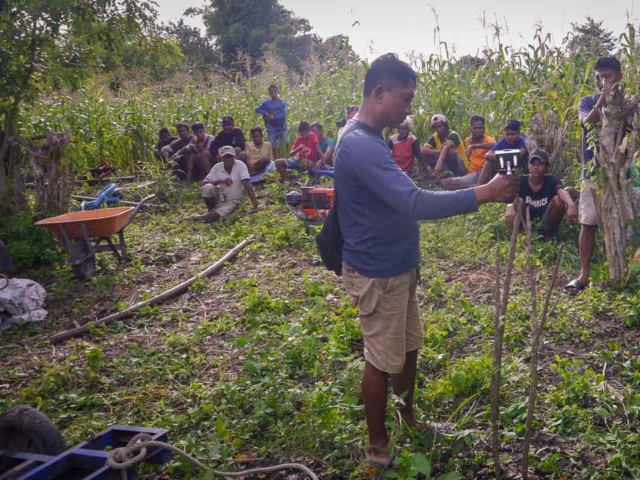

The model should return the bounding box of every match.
[35,195,155,279]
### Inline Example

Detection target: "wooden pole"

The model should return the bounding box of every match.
[50,239,251,344]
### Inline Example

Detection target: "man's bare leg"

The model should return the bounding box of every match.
[186,154,196,183]
[392,350,419,427]
[362,361,391,464]
[275,159,290,182]
[577,224,597,285]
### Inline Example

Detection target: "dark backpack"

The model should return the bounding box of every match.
[315,123,361,276]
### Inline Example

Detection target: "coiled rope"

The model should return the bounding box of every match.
[106,433,319,480]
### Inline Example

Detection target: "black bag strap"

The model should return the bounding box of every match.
[333,121,363,205]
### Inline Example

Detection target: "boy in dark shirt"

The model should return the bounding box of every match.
[505,149,578,238]
[478,119,529,185]
[255,85,287,149]
[154,127,177,160]
[210,116,246,161]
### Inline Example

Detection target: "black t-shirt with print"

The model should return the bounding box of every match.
[518,174,562,219]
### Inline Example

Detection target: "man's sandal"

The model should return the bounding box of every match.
[565,279,587,295]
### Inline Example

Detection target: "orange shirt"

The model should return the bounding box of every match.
[465,134,495,173]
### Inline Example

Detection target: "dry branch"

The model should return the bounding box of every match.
[491,208,522,479]
[50,239,251,344]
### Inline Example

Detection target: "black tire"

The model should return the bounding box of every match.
[71,255,96,280]
[0,406,67,454]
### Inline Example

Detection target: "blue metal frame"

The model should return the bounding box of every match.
[0,425,171,480]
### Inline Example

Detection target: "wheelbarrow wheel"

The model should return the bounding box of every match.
[0,406,67,454]
[72,255,96,279]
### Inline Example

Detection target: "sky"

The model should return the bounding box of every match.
[157,0,637,59]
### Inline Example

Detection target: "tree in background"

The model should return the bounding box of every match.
[168,18,219,67]
[198,0,357,72]
[0,0,181,213]
[567,17,617,57]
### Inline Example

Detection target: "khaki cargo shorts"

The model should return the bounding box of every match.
[579,179,599,226]
[343,264,423,374]
[201,184,238,218]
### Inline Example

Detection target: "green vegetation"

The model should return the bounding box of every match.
[1,178,640,479]
[3,2,640,478]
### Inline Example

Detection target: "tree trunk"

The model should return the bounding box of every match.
[525,111,569,175]
[598,83,639,284]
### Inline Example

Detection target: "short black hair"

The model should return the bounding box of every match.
[191,122,205,131]
[159,127,171,136]
[298,121,311,133]
[250,126,263,135]
[310,122,323,131]
[594,57,621,73]
[175,122,189,131]
[470,115,485,125]
[268,84,279,91]
[363,53,417,97]
[504,119,521,132]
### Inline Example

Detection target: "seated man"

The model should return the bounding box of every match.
[183,122,215,183]
[506,149,578,238]
[275,121,323,182]
[160,122,195,178]
[441,115,496,189]
[310,122,336,167]
[478,119,528,185]
[154,127,177,160]
[211,116,246,162]
[239,127,273,174]
[388,117,420,176]
[189,146,258,222]
[421,114,468,178]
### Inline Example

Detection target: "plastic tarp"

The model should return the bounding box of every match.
[0,278,48,331]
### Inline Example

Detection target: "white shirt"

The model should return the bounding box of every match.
[204,160,250,203]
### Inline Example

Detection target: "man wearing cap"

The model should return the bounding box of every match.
[420,114,468,178]
[189,145,258,222]
[210,116,247,162]
[506,148,578,238]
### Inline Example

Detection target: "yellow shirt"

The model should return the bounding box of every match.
[465,135,496,173]
[244,141,273,167]
[429,131,470,169]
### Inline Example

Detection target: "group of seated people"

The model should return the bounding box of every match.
[388,114,578,238]
[153,106,578,237]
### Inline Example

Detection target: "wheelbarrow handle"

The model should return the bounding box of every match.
[125,194,156,229]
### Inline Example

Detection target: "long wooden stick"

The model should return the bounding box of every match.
[491,209,522,480]
[522,230,564,480]
[50,239,251,344]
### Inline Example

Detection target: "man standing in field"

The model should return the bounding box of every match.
[565,57,632,293]
[441,115,495,189]
[335,53,518,466]
[255,84,287,150]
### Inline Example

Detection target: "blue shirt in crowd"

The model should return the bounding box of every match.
[255,98,287,130]
[335,120,479,278]
[490,136,527,153]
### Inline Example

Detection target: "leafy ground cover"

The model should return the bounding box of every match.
[2,176,640,479]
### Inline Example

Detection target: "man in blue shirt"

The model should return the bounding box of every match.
[477,119,529,185]
[255,84,287,149]
[566,57,625,293]
[335,53,518,466]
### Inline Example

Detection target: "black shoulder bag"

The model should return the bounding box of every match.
[315,123,360,276]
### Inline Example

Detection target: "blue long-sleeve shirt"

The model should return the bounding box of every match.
[335,120,479,278]
[255,98,287,129]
